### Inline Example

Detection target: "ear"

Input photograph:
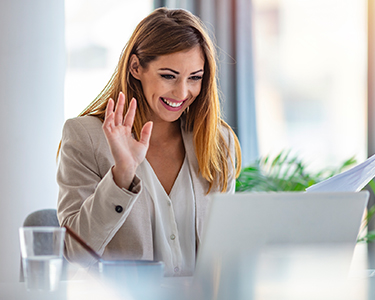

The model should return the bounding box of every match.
[129,54,142,80]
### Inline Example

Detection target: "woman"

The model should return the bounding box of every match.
[57,7,241,276]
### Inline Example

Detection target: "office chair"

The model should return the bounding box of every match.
[20,209,69,281]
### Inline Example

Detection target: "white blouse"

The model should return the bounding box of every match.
[136,155,196,276]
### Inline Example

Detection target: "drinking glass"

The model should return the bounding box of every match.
[19,226,65,291]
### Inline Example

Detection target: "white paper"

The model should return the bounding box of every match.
[306,154,375,192]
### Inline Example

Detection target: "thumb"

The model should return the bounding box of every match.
[139,121,153,147]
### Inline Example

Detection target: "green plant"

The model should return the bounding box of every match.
[236,150,356,192]
[357,179,375,243]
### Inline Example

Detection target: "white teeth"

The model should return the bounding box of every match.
[162,97,183,108]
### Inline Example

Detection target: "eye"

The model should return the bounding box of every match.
[160,74,175,80]
[190,76,203,81]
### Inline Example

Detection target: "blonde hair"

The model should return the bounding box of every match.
[59,7,241,193]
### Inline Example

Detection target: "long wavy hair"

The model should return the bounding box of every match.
[59,7,241,193]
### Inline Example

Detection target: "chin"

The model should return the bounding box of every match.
[164,114,184,123]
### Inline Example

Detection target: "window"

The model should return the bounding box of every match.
[252,0,367,170]
[64,0,153,119]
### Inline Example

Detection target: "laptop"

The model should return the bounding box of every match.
[191,191,369,300]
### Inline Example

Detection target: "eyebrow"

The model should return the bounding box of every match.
[158,68,204,75]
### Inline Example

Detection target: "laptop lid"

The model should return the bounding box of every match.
[193,191,369,299]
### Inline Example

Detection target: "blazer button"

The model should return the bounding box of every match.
[115,205,123,213]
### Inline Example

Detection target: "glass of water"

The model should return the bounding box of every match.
[19,226,66,291]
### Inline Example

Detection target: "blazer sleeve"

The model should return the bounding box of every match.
[57,118,142,266]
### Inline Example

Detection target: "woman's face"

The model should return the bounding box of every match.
[132,46,205,124]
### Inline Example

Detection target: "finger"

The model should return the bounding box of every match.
[105,98,114,119]
[139,121,153,147]
[114,92,125,126]
[123,98,137,128]
[103,110,115,134]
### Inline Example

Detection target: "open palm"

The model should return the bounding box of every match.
[102,92,153,188]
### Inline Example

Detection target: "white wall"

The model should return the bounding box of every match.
[0,0,65,282]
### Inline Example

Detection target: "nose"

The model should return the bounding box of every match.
[173,80,189,101]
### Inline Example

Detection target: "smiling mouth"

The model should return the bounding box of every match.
[161,97,184,108]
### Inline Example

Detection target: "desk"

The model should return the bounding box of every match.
[3,244,375,300]
[2,265,193,300]
[2,275,375,300]
[0,272,125,300]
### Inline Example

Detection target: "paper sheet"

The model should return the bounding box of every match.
[306,154,375,192]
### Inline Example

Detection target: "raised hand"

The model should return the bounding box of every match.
[102,92,153,189]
